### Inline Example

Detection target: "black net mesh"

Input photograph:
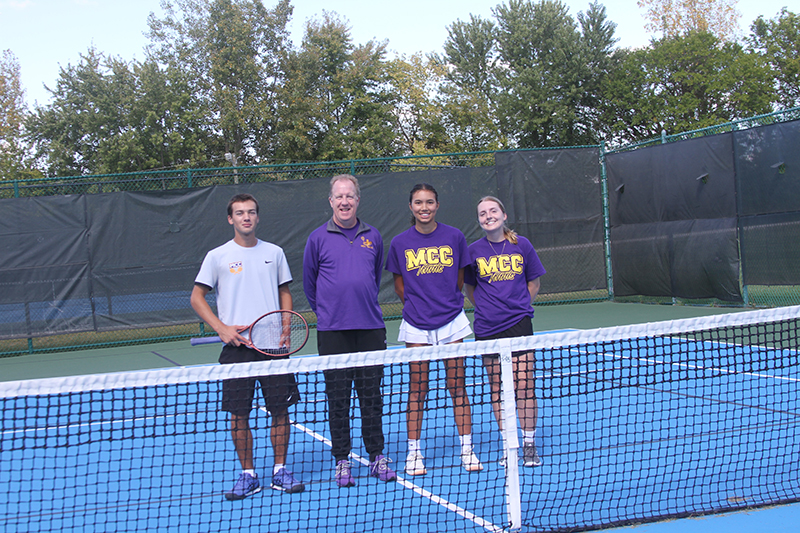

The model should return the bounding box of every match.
[2,306,799,532]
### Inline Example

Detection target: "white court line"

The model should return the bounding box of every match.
[537,342,800,384]
[1,413,175,437]
[600,340,800,383]
[283,410,505,533]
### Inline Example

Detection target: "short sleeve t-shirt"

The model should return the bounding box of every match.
[464,235,545,337]
[385,223,470,330]
[195,239,292,327]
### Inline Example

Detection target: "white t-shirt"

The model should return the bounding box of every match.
[195,239,292,327]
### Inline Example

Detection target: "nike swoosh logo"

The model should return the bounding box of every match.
[264,261,272,264]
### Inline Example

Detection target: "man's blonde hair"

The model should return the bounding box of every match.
[329,174,361,198]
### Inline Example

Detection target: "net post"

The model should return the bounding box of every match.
[499,338,522,530]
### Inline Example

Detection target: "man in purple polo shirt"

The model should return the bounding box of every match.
[303,174,397,488]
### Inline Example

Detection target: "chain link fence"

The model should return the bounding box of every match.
[2,108,799,356]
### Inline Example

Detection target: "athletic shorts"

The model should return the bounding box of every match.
[398,310,472,345]
[219,344,300,416]
[475,316,534,359]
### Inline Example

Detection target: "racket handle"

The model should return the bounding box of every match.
[190,336,222,346]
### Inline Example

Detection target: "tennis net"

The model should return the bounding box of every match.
[1,305,799,532]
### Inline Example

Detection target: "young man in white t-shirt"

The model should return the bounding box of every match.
[191,193,304,499]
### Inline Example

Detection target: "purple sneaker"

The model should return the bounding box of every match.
[224,472,261,500]
[369,455,397,482]
[271,467,305,494]
[335,459,356,488]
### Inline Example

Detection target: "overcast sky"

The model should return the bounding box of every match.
[0,0,791,106]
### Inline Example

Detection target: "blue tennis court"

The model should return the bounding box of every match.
[2,306,799,532]
[1,366,508,532]
[524,333,800,531]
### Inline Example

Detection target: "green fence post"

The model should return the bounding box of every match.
[600,141,614,301]
[14,180,19,198]
[187,169,193,188]
[660,131,679,305]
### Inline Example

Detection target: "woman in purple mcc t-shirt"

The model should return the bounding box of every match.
[386,183,483,477]
[463,196,546,468]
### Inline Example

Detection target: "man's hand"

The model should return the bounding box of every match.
[217,324,248,346]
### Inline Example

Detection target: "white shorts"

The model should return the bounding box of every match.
[398,310,472,345]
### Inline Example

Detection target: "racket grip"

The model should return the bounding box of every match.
[190,336,222,346]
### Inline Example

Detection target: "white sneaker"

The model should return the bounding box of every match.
[461,446,483,472]
[523,442,542,467]
[405,451,427,476]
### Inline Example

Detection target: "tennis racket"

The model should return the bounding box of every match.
[190,310,309,356]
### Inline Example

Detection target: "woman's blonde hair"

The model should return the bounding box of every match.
[478,196,518,245]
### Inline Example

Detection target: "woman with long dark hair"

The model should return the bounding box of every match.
[385,183,482,476]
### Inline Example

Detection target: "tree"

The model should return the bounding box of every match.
[493,0,611,147]
[147,0,293,164]
[275,11,399,161]
[576,2,619,141]
[100,59,212,172]
[437,14,506,152]
[637,0,741,41]
[599,31,774,145]
[387,54,450,155]
[25,49,211,176]
[0,49,32,180]
[748,8,800,109]
[25,49,112,175]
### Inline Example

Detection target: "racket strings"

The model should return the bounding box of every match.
[249,312,307,354]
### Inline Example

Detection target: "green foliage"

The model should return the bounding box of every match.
[600,31,775,145]
[25,49,115,175]
[275,12,399,161]
[8,0,799,176]
[388,54,451,154]
[147,0,293,164]
[749,8,800,109]
[0,50,37,180]
[24,49,211,176]
[577,2,619,140]
[438,14,506,151]
[494,0,616,147]
[437,1,619,149]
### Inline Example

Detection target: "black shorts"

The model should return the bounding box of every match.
[219,344,300,416]
[475,316,534,359]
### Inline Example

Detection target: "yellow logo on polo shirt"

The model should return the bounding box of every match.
[360,236,374,249]
[229,261,243,274]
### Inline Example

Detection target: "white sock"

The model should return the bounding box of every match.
[273,464,285,475]
[459,433,473,451]
[522,430,536,444]
[243,469,256,477]
[408,439,421,454]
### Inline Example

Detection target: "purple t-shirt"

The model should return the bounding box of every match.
[464,235,546,337]
[385,223,470,330]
